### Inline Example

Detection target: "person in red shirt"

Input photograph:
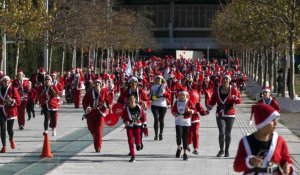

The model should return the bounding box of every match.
[26,81,37,120]
[122,94,147,162]
[39,75,59,136]
[0,76,21,153]
[234,104,294,175]
[82,78,113,153]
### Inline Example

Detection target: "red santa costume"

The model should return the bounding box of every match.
[187,102,209,154]
[257,87,280,113]
[168,75,183,106]
[84,68,96,92]
[39,75,59,136]
[117,76,150,110]
[207,74,241,157]
[26,82,37,120]
[0,76,21,153]
[234,104,294,175]
[122,98,147,162]
[82,78,113,152]
[71,68,82,108]
[171,87,195,161]
[12,70,29,130]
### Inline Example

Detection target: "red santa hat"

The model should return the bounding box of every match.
[262,86,271,93]
[128,76,138,83]
[223,73,231,81]
[252,104,280,130]
[94,77,102,83]
[0,75,10,81]
[50,70,58,76]
[17,69,24,74]
[154,73,164,80]
[39,67,45,73]
[178,86,189,95]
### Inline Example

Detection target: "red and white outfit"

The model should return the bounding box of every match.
[117,88,150,110]
[82,87,112,152]
[209,85,241,117]
[12,79,29,128]
[257,97,280,113]
[71,73,82,108]
[0,85,21,120]
[122,104,146,158]
[188,102,209,150]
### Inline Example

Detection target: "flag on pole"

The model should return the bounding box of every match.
[125,57,132,77]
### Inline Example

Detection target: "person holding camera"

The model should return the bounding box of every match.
[207,73,241,157]
[150,74,170,141]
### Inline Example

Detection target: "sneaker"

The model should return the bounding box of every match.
[154,136,159,140]
[192,150,198,155]
[19,125,24,130]
[183,153,188,161]
[129,156,135,162]
[9,139,16,149]
[136,145,141,151]
[1,146,6,153]
[175,147,182,158]
[95,148,100,153]
[224,151,229,157]
[187,146,191,152]
[28,117,31,121]
[52,128,56,136]
[140,142,143,150]
[217,150,224,157]
[43,130,48,136]
[159,134,163,141]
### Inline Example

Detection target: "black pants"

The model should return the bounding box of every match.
[176,125,190,150]
[0,110,14,147]
[42,106,56,131]
[26,101,35,119]
[216,116,235,152]
[151,105,167,136]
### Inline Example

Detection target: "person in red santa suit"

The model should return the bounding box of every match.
[171,87,195,161]
[0,76,21,153]
[184,75,198,91]
[168,74,183,107]
[117,76,150,110]
[39,75,59,136]
[12,70,29,130]
[187,99,209,155]
[26,81,37,121]
[84,67,96,93]
[82,78,112,153]
[71,68,82,108]
[234,104,294,175]
[122,94,147,162]
[207,74,241,157]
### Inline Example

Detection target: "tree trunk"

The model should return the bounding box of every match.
[80,46,84,69]
[288,34,295,99]
[263,48,268,87]
[254,51,258,81]
[61,45,65,76]
[49,45,53,73]
[14,39,20,77]
[282,49,288,97]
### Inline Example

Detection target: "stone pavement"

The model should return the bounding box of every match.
[0,94,299,175]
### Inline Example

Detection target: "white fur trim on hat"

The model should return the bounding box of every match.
[0,75,10,81]
[155,75,164,79]
[128,76,138,83]
[223,74,231,81]
[178,91,189,95]
[256,111,280,129]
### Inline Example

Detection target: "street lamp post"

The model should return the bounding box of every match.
[44,0,49,72]
[2,0,6,74]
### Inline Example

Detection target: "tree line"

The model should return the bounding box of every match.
[211,0,300,99]
[0,0,157,78]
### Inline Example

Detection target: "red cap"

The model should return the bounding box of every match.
[252,104,280,129]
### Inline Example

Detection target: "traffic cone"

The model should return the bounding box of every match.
[41,132,53,158]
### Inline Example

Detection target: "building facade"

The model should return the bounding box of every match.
[119,0,221,52]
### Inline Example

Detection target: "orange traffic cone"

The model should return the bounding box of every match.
[41,132,53,158]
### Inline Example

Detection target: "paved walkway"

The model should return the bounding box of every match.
[0,94,299,175]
